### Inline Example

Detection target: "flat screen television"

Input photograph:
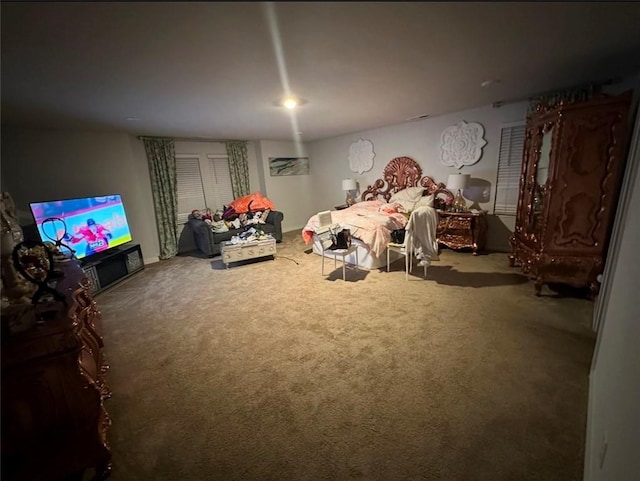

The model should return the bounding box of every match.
[29,194,133,260]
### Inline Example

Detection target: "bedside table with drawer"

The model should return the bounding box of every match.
[436,211,487,255]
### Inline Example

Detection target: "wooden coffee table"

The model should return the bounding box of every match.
[221,237,276,268]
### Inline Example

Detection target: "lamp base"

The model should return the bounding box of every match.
[452,190,467,212]
[345,192,356,206]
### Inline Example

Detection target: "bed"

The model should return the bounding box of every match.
[302,156,454,270]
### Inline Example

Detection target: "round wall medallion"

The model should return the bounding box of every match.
[348,138,375,174]
[440,121,487,169]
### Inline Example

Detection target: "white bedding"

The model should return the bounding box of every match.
[311,235,403,270]
[302,200,407,258]
[302,199,439,271]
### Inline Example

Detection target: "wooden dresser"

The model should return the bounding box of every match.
[436,211,487,255]
[1,285,112,481]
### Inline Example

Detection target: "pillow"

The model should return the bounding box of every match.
[393,200,414,212]
[389,187,424,203]
[228,192,276,214]
[414,194,435,209]
[259,208,271,224]
[389,187,424,212]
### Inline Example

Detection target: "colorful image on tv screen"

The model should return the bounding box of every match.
[30,195,133,260]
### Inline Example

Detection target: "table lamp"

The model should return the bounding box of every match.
[342,179,357,206]
[447,174,470,212]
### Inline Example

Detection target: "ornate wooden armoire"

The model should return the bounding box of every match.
[509,91,633,297]
[1,284,112,481]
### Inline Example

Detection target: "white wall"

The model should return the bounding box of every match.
[307,101,529,251]
[255,140,313,233]
[584,107,640,481]
[1,127,161,263]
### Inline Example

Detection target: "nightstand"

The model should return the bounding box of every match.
[436,211,487,255]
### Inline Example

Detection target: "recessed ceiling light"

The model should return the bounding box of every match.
[283,97,297,109]
[274,96,307,109]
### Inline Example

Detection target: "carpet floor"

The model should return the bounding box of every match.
[95,230,595,481]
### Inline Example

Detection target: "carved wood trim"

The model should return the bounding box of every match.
[1,287,113,479]
[509,90,632,298]
[360,156,453,202]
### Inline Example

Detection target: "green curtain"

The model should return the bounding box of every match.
[528,83,602,114]
[143,138,178,260]
[226,141,250,198]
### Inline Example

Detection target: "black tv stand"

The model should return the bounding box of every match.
[81,244,144,295]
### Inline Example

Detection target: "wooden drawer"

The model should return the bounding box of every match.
[448,217,471,229]
[221,241,276,264]
[439,232,471,246]
[436,211,486,254]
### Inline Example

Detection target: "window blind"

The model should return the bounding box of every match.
[175,152,234,225]
[494,123,526,215]
[176,155,205,224]
[206,154,234,210]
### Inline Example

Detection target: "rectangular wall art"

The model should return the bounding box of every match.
[269,157,310,176]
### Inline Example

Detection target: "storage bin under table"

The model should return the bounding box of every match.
[220,238,276,268]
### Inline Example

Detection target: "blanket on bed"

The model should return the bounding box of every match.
[302,200,408,257]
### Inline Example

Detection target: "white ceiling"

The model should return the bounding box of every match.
[2,2,640,142]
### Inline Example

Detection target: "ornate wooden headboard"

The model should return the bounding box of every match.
[360,156,454,203]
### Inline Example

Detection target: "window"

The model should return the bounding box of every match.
[176,153,233,224]
[205,154,234,213]
[494,122,526,215]
[176,155,205,224]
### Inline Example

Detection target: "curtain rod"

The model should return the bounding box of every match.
[136,135,247,143]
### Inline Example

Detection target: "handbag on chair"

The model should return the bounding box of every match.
[390,228,406,244]
[329,228,352,250]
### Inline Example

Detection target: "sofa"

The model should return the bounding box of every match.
[187,210,284,257]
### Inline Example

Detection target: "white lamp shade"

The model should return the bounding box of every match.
[342,179,357,191]
[447,174,470,191]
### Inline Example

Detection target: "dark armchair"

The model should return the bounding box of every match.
[187,210,284,257]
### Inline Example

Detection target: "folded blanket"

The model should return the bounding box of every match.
[405,206,439,265]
